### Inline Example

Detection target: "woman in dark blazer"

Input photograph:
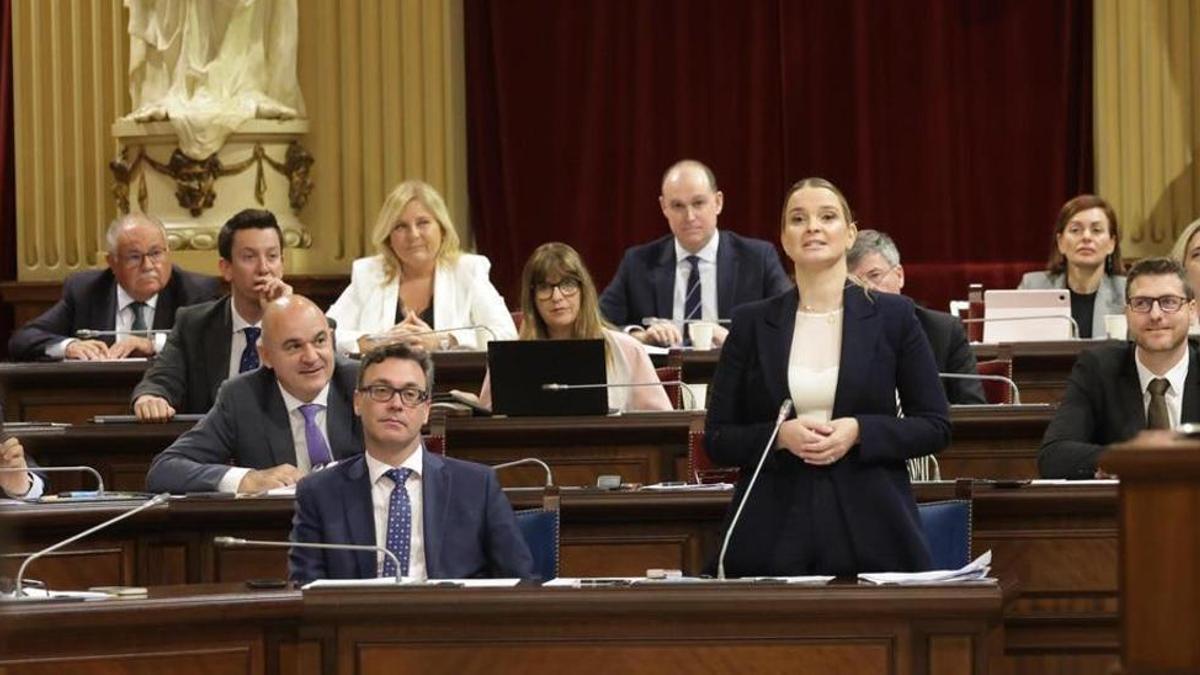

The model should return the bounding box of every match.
[705,177,951,577]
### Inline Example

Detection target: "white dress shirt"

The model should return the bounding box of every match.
[1135,346,1190,430]
[47,286,162,359]
[2,472,45,500]
[216,382,331,493]
[228,302,263,379]
[366,447,428,580]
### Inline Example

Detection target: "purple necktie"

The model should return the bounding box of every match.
[298,403,333,467]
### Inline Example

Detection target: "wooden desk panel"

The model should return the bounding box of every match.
[308,583,1009,675]
[0,482,1115,675]
[0,582,1007,675]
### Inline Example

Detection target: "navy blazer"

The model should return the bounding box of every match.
[705,286,951,576]
[915,306,986,405]
[288,451,534,583]
[8,266,220,361]
[145,356,363,493]
[598,231,793,327]
[1038,341,1200,478]
[132,296,235,414]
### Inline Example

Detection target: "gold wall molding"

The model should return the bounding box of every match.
[12,0,469,281]
[1095,0,1200,258]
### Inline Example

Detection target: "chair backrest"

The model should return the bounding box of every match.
[515,506,559,581]
[425,411,447,455]
[687,417,740,484]
[655,366,683,410]
[974,358,1014,404]
[917,499,972,570]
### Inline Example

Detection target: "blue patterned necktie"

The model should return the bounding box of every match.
[239,326,261,373]
[298,403,333,467]
[381,467,414,577]
[683,255,702,344]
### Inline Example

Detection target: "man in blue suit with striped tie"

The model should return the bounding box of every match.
[599,159,793,347]
[288,342,532,583]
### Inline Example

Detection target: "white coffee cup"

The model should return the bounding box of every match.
[689,321,716,350]
[1104,314,1128,340]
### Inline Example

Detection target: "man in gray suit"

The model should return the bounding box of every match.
[146,295,363,494]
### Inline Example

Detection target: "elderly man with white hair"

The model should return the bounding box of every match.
[7,213,220,361]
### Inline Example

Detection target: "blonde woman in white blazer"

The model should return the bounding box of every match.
[327,180,517,354]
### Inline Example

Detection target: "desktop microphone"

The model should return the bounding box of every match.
[542,381,700,408]
[492,458,555,487]
[11,493,169,598]
[0,465,106,496]
[75,329,173,339]
[959,315,1080,340]
[213,536,404,584]
[938,372,1022,405]
[716,398,793,581]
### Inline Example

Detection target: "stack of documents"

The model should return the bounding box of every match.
[858,551,993,585]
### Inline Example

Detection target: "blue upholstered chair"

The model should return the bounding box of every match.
[917,499,973,570]
[515,507,560,581]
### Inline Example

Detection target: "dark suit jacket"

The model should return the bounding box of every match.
[132,296,235,414]
[145,356,364,493]
[705,286,951,576]
[1038,342,1200,479]
[915,306,987,405]
[599,231,793,327]
[288,450,534,583]
[8,266,220,361]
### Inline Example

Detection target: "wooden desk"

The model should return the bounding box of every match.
[9,403,1054,497]
[0,482,1116,675]
[973,340,1107,405]
[0,582,1010,675]
[0,361,150,424]
[0,352,489,424]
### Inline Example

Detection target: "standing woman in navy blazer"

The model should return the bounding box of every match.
[705,177,951,577]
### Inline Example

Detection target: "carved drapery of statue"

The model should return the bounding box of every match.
[124,0,306,160]
[113,0,314,259]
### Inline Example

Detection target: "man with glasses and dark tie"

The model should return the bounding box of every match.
[288,341,532,583]
[132,209,293,421]
[146,295,361,494]
[1039,257,1200,479]
[599,159,792,347]
[7,213,219,361]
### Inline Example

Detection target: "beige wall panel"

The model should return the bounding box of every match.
[1096,0,1200,259]
[12,0,469,281]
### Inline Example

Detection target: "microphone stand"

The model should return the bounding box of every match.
[938,372,1022,404]
[0,465,106,496]
[11,493,169,598]
[717,399,793,580]
[542,381,700,409]
[213,536,405,585]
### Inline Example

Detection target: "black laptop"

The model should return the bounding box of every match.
[487,339,608,416]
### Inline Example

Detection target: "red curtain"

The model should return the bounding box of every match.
[464,0,1092,310]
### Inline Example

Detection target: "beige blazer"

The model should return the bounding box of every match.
[326,254,518,354]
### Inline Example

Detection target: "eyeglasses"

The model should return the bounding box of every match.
[535,278,581,300]
[358,384,430,406]
[861,265,898,286]
[1127,295,1190,314]
[118,248,166,269]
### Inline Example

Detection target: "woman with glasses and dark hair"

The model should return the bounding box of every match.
[477,242,671,412]
[1018,195,1127,338]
